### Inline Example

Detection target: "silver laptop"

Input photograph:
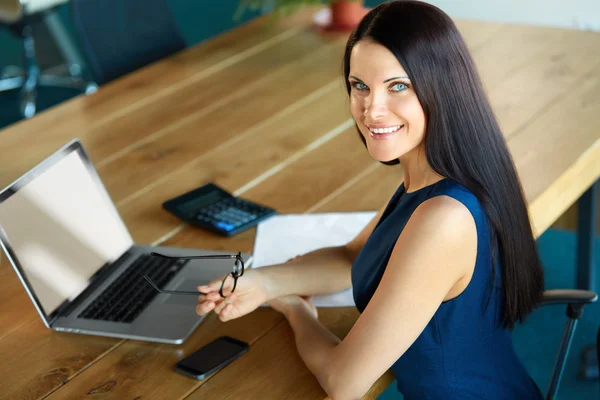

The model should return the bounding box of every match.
[0,139,250,344]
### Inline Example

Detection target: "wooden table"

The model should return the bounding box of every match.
[0,8,599,400]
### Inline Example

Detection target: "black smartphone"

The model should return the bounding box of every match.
[174,336,249,380]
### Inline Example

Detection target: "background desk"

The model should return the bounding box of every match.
[0,9,598,400]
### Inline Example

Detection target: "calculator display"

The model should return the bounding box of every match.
[177,191,225,216]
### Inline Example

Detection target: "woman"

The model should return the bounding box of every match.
[196,1,545,399]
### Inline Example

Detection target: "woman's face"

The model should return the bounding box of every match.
[348,40,426,163]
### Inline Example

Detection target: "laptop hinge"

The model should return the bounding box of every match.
[49,247,134,325]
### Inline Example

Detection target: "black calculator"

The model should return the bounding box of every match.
[162,183,277,237]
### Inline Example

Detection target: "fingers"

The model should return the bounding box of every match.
[196,292,239,318]
[196,300,215,316]
[197,275,231,294]
[213,293,238,315]
[218,303,237,322]
[198,291,222,302]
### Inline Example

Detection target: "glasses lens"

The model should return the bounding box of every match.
[220,273,237,297]
[233,257,243,276]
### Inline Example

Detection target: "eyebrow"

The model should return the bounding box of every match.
[349,75,410,83]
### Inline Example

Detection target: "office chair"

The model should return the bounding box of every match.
[0,0,97,118]
[540,289,597,400]
[70,0,186,86]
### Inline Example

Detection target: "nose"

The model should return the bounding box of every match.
[363,93,389,120]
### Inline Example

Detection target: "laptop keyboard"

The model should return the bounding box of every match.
[78,254,189,323]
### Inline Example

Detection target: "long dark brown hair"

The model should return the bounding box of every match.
[343,0,544,329]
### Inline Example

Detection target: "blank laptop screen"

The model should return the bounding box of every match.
[0,148,133,317]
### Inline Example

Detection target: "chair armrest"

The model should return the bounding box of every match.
[542,289,598,306]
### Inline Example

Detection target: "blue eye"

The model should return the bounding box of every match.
[352,82,368,91]
[390,82,408,92]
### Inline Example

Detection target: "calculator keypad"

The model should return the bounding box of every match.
[195,198,271,233]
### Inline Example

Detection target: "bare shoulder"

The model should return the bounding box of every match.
[397,195,478,275]
[409,195,476,237]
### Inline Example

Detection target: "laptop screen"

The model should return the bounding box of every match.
[0,143,134,318]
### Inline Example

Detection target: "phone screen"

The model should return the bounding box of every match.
[176,336,248,378]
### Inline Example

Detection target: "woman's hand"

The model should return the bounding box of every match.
[196,269,269,322]
[268,295,318,320]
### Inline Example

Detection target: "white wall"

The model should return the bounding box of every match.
[427,0,600,31]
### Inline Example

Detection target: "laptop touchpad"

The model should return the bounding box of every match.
[161,279,206,305]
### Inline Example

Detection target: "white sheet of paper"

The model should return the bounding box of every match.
[252,211,377,307]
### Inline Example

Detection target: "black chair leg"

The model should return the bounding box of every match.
[19,25,40,118]
[547,317,579,400]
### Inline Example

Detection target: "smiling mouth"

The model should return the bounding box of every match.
[367,125,404,139]
[368,125,403,134]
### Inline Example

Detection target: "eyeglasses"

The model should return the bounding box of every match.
[143,251,244,298]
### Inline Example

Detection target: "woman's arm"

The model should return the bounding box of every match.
[271,196,478,400]
[258,245,355,298]
[199,200,392,320]
[257,201,390,299]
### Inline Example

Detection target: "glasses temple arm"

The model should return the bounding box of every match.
[142,275,206,296]
[150,252,244,262]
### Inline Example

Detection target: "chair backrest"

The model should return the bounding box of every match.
[70,0,186,85]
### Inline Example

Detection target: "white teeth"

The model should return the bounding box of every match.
[369,125,402,134]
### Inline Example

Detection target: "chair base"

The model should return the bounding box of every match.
[2,13,98,119]
[0,64,97,119]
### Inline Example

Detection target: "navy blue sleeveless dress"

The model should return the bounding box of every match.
[351,179,543,399]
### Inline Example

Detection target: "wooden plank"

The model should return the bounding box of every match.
[0,268,40,341]
[468,23,566,90]
[43,310,282,400]
[315,163,403,213]
[231,127,374,214]
[0,19,300,190]
[156,125,376,253]
[508,63,600,236]
[95,35,348,205]
[88,31,341,170]
[0,319,121,400]
[487,28,600,139]
[116,84,351,245]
